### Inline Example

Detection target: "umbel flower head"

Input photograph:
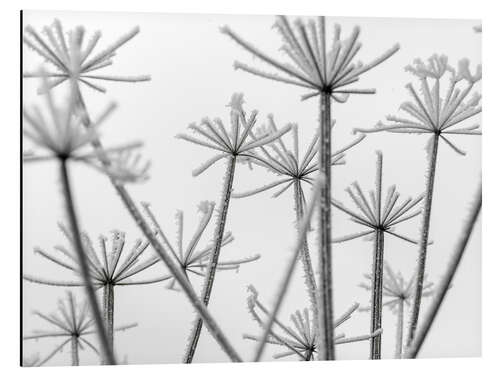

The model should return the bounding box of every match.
[221,16,400,101]
[23,19,150,93]
[23,223,172,288]
[331,152,423,245]
[23,292,136,366]
[354,55,482,155]
[243,285,381,360]
[23,82,151,184]
[23,76,95,158]
[359,263,434,313]
[141,200,260,290]
[176,93,292,176]
[233,117,365,200]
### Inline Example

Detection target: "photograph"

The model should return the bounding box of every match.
[21,9,482,366]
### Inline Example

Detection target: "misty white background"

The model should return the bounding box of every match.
[22,10,481,365]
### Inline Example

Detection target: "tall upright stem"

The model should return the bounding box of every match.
[406,186,481,358]
[71,336,79,366]
[75,93,241,362]
[318,91,335,360]
[370,229,385,359]
[293,181,318,330]
[103,283,115,351]
[59,158,116,365]
[407,133,440,346]
[395,300,404,359]
[184,155,236,363]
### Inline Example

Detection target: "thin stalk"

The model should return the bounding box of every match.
[103,283,114,351]
[253,175,323,361]
[59,158,116,365]
[184,155,236,363]
[406,186,481,358]
[71,336,79,366]
[407,133,440,345]
[75,92,242,362]
[395,300,404,359]
[318,91,335,360]
[370,229,385,359]
[293,181,319,330]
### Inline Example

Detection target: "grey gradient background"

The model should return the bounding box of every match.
[22,10,481,365]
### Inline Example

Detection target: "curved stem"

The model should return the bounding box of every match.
[406,186,481,358]
[395,300,404,359]
[59,158,116,365]
[318,91,335,360]
[407,133,440,346]
[184,155,236,363]
[71,336,79,366]
[370,229,385,359]
[103,283,114,352]
[293,181,319,330]
[75,92,241,362]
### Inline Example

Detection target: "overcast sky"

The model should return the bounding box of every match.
[22,10,481,365]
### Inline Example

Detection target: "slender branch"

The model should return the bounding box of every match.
[103,283,115,352]
[184,155,236,363]
[370,229,384,359]
[407,133,439,345]
[318,91,335,360]
[71,336,79,366]
[59,157,116,365]
[395,300,404,359]
[405,186,481,358]
[293,181,319,332]
[252,175,323,361]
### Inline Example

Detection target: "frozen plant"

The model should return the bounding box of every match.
[23,292,136,366]
[244,285,381,361]
[23,224,171,352]
[177,93,291,362]
[354,55,481,345]
[222,16,399,360]
[22,77,115,364]
[331,151,423,359]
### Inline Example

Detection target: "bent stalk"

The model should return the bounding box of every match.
[318,91,335,360]
[406,186,481,358]
[59,158,116,365]
[407,133,440,345]
[184,155,237,363]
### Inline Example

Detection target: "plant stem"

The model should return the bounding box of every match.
[318,91,335,360]
[407,133,440,346]
[59,158,116,365]
[370,228,385,359]
[75,93,242,362]
[71,336,79,366]
[293,181,319,330]
[184,155,236,363]
[406,185,481,358]
[395,300,404,359]
[103,283,115,351]
[253,176,323,362]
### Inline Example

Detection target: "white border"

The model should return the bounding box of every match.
[2,0,498,374]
